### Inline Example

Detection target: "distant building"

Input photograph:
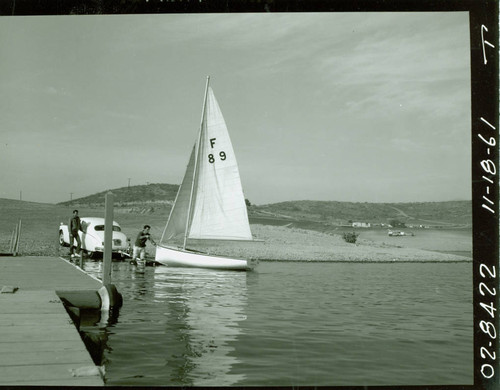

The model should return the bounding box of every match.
[352,222,371,228]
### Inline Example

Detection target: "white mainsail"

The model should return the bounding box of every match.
[189,87,252,240]
[160,78,252,249]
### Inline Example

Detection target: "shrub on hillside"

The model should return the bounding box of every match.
[342,232,359,244]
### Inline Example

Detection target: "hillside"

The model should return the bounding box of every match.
[0,198,56,210]
[255,200,472,227]
[56,184,472,227]
[58,183,179,207]
[0,197,471,260]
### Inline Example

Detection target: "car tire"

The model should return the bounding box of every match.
[59,231,68,247]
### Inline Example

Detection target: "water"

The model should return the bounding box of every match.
[80,260,473,387]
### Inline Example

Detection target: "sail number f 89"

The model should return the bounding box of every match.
[208,138,227,163]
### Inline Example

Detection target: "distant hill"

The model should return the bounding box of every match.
[254,200,472,227]
[56,184,472,227]
[0,198,56,210]
[57,183,179,207]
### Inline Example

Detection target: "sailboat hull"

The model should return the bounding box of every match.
[155,245,253,271]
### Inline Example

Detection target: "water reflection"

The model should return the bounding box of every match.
[153,267,248,386]
[75,261,472,386]
[81,261,248,386]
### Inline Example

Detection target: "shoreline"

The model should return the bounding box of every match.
[2,209,472,263]
[180,224,472,263]
[256,259,471,263]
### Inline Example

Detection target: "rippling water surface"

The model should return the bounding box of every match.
[81,260,473,386]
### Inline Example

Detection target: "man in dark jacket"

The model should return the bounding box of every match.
[133,225,156,265]
[69,209,83,257]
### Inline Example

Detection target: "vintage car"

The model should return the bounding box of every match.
[59,217,130,258]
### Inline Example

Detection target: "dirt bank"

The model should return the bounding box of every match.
[7,215,471,262]
[183,224,471,262]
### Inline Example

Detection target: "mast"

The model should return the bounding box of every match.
[183,75,210,250]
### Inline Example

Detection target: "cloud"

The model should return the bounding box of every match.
[315,13,470,117]
[46,86,71,96]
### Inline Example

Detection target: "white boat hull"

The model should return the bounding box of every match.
[155,245,254,271]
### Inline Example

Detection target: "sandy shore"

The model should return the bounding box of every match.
[183,224,471,262]
[12,220,470,263]
[0,199,470,262]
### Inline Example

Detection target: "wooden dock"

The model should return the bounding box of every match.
[0,256,105,386]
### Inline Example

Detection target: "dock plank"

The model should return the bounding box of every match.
[0,339,86,354]
[1,325,80,342]
[0,364,104,386]
[0,256,101,291]
[0,347,96,366]
[0,313,71,326]
[0,256,105,386]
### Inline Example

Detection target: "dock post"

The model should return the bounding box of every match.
[103,192,113,286]
[99,192,122,311]
[9,228,15,254]
[10,219,21,256]
[16,219,21,255]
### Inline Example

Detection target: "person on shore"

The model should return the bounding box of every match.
[68,209,83,257]
[133,225,157,265]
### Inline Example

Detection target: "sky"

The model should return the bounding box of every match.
[0,12,471,205]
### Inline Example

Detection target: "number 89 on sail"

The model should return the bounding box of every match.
[208,151,227,163]
[207,138,227,163]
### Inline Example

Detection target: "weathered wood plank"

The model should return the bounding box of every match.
[0,256,101,291]
[0,348,95,366]
[0,340,85,354]
[0,326,81,342]
[10,376,104,386]
[0,364,103,385]
[1,291,68,313]
[0,313,71,326]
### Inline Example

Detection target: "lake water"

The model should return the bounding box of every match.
[80,260,473,387]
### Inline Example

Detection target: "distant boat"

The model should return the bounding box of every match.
[155,77,255,271]
[388,230,414,237]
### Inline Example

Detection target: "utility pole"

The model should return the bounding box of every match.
[128,178,131,188]
[70,192,73,201]
[19,191,22,201]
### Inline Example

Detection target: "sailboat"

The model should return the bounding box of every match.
[155,77,255,271]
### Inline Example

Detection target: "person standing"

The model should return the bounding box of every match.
[69,209,83,257]
[133,225,156,265]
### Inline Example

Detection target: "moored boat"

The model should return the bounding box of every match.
[155,76,255,271]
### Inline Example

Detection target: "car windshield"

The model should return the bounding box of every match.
[94,225,121,232]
